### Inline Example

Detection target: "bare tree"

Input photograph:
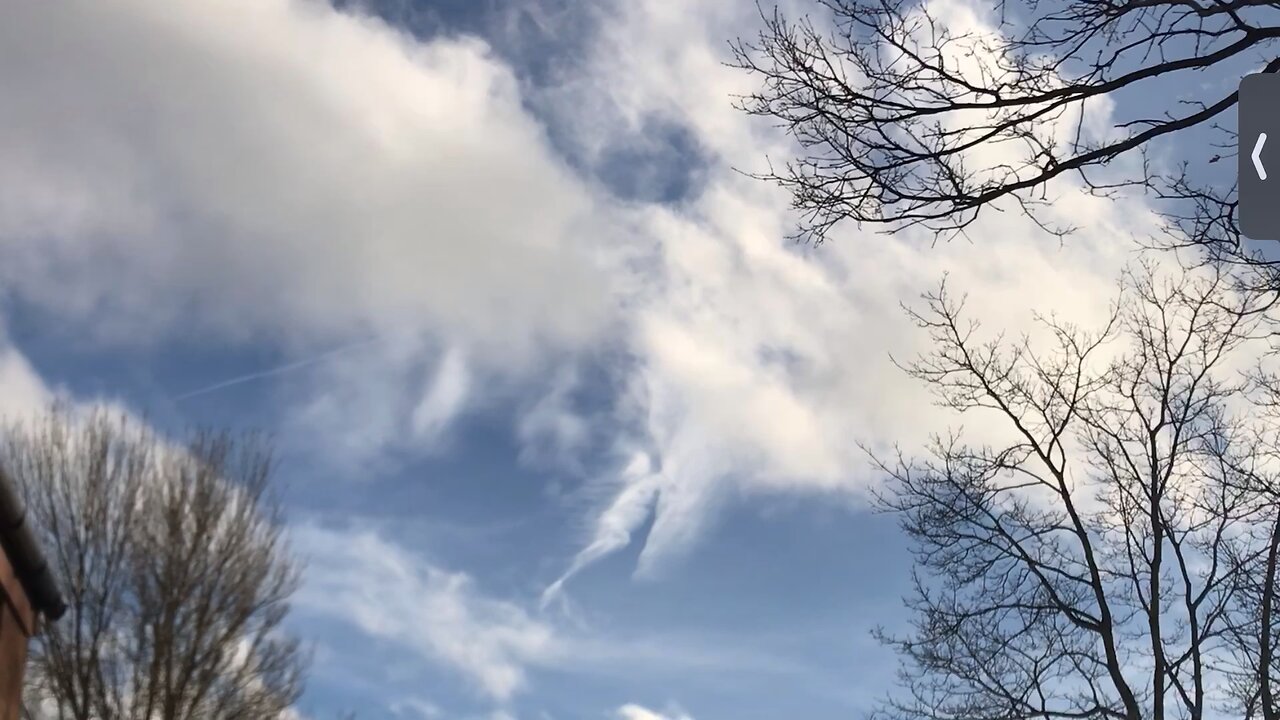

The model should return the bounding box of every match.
[1218,357,1280,720]
[1,407,305,720]
[869,261,1280,720]
[731,0,1280,250]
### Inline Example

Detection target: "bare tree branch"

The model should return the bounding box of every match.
[732,0,1280,247]
[869,262,1280,720]
[1,407,306,720]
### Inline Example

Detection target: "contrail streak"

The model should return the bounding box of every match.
[173,336,383,401]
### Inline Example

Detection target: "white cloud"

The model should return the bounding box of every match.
[294,522,840,711]
[517,365,592,473]
[390,697,443,720]
[411,345,472,442]
[293,524,559,702]
[535,0,1158,585]
[0,332,52,420]
[0,0,1173,614]
[0,0,613,453]
[0,0,608,347]
[615,704,693,720]
[542,452,658,607]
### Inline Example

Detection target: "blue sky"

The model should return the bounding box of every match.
[0,1,1238,718]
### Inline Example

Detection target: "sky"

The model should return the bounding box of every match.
[0,0,1229,718]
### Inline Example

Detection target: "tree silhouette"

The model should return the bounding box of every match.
[732,0,1280,252]
[2,407,305,720]
[869,262,1280,720]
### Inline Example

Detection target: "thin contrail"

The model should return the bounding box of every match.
[173,336,383,401]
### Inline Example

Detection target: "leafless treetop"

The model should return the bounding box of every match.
[732,0,1280,246]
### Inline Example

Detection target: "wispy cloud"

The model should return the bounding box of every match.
[389,697,443,720]
[410,345,470,441]
[293,522,868,714]
[0,2,1170,711]
[293,523,558,703]
[616,704,694,720]
[530,0,1156,591]
[0,331,53,418]
[173,336,383,401]
[0,0,612,459]
[0,0,1160,592]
